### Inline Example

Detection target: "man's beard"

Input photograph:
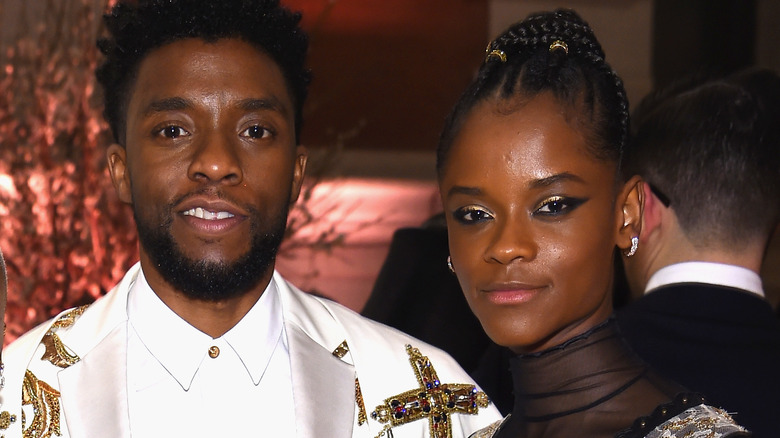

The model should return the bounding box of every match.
[135,199,288,302]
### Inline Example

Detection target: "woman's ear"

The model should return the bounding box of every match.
[107,143,133,204]
[616,175,644,251]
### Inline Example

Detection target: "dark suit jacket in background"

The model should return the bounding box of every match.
[617,284,780,437]
[361,227,492,373]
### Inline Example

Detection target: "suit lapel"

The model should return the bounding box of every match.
[288,324,355,438]
[276,272,358,438]
[58,325,131,438]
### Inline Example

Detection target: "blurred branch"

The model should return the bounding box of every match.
[0,0,137,342]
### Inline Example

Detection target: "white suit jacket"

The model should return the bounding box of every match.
[0,263,500,437]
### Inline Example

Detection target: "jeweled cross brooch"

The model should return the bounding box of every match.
[371,345,490,438]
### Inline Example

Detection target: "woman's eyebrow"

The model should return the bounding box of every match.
[447,185,482,197]
[528,172,584,189]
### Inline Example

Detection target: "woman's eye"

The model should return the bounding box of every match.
[240,125,272,139]
[158,125,189,139]
[453,206,493,224]
[534,196,585,216]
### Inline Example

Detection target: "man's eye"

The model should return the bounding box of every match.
[453,206,493,224]
[534,196,585,216]
[158,125,189,139]
[240,125,272,139]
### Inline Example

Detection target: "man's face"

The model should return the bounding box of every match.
[108,38,306,301]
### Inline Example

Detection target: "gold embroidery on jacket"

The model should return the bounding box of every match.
[49,306,88,331]
[331,340,368,425]
[355,378,367,426]
[21,305,89,437]
[40,335,79,369]
[22,371,61,438]
[39,306,87,368]
[0,410,17,429]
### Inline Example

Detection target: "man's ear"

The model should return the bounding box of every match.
[289,145,308,205]
[616,175,644,251]
[107,143,132,204]
[637,182,665,243]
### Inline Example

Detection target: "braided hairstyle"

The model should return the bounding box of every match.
[437,9,628,176]
[96,0,310,146]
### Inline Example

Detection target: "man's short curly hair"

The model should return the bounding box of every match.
[96,0,311,145]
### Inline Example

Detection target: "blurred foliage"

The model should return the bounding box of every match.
[0,0,137,342]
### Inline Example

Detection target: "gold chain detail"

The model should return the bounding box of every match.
[355,377,367,426]
[372,424,393,438]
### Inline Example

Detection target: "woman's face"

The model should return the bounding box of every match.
[440,93,638,354]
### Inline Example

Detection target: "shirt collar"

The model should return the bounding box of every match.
[644,261,764,298]
[222,277,285,385]
[127,267,284,389]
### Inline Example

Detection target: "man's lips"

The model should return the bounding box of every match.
[176,196,247,218]
[182,207,235,220]
[175,196,247,234]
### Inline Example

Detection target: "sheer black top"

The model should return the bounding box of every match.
[484,319,750,438]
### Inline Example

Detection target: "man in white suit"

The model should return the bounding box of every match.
[0,1,500,436]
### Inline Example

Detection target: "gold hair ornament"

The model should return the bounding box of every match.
[484,42,507,63]
[549,40,569,55]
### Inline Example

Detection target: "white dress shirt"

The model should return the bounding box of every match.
[126,268,295,436]
[644,261,765,298]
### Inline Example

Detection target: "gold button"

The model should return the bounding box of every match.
[208,346,220,358]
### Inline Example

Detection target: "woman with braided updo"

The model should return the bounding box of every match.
[437,10,750,438]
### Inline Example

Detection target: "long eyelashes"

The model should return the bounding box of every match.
[533,196,586,216]
[453,205,494,224]
[452,196,586,224]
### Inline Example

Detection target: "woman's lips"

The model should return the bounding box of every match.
[480,283,546,304]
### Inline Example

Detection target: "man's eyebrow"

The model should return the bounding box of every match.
[237,97,288,115]
[145,97,191,115]
[142,96,289,116]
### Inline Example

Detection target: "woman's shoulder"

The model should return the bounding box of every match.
[617,393,751,438]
